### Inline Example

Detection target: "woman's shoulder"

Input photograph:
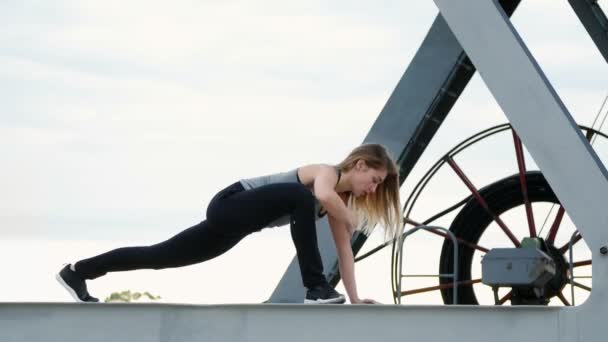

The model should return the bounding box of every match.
[296,163,339,186]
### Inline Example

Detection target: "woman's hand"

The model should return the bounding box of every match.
[351,297,382,304]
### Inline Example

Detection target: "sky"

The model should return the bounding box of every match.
[1,0,606,305]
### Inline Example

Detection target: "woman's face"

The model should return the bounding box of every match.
[351,160,388,198]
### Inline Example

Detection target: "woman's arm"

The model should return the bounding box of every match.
[313,166,356,230]
[327,215,381,304]
[313,166,381,304]
[327,213,360,303]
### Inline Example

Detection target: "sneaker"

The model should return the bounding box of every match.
[55,264,99,303]
[304,283,346,304]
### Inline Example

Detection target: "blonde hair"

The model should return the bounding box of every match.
[336,143,403,242]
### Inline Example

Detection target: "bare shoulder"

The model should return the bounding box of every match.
[296,163,336,187]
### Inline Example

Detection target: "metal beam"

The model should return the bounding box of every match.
[433,0,607,340]
[569,0,608,63]
[0,302,567,342]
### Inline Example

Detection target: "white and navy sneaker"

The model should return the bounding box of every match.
[304,283,346,304]
[55,264,99,303]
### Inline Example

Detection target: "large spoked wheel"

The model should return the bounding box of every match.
[439,171,576,305]
[392,123,600,306]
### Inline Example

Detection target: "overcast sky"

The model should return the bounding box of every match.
[1,0,606,304]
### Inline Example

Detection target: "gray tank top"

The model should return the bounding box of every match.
[239,167,339,228]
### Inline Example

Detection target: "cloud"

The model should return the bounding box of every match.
[1,0,607,250]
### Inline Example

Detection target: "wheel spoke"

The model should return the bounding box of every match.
[512,131,537,237]
[405,217,490,253]
[560,232,582,254]
[585,128,595,142]
[498,290,512,305]
[400,279,482,296]
[546,206,565,244]
[573,259,592,268]
[573,281,592,292]
[446,157,520,247]
[556,292,571,306]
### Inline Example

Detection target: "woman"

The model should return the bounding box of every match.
[56,143,403,304]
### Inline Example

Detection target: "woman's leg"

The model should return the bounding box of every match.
[73,220,246,280]
[206,182,327,289]
[72,181,251,280]
[70,180,326,289]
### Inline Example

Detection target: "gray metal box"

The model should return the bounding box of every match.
[481,248,556,287]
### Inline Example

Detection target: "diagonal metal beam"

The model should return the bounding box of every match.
[434,0,608,336]
[569,0,608,63]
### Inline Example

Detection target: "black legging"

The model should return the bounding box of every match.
[73,181,327,288]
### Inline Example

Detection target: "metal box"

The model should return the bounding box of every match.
[481,248,556,287]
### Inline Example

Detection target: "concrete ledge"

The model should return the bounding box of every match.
[0,302,568,342]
